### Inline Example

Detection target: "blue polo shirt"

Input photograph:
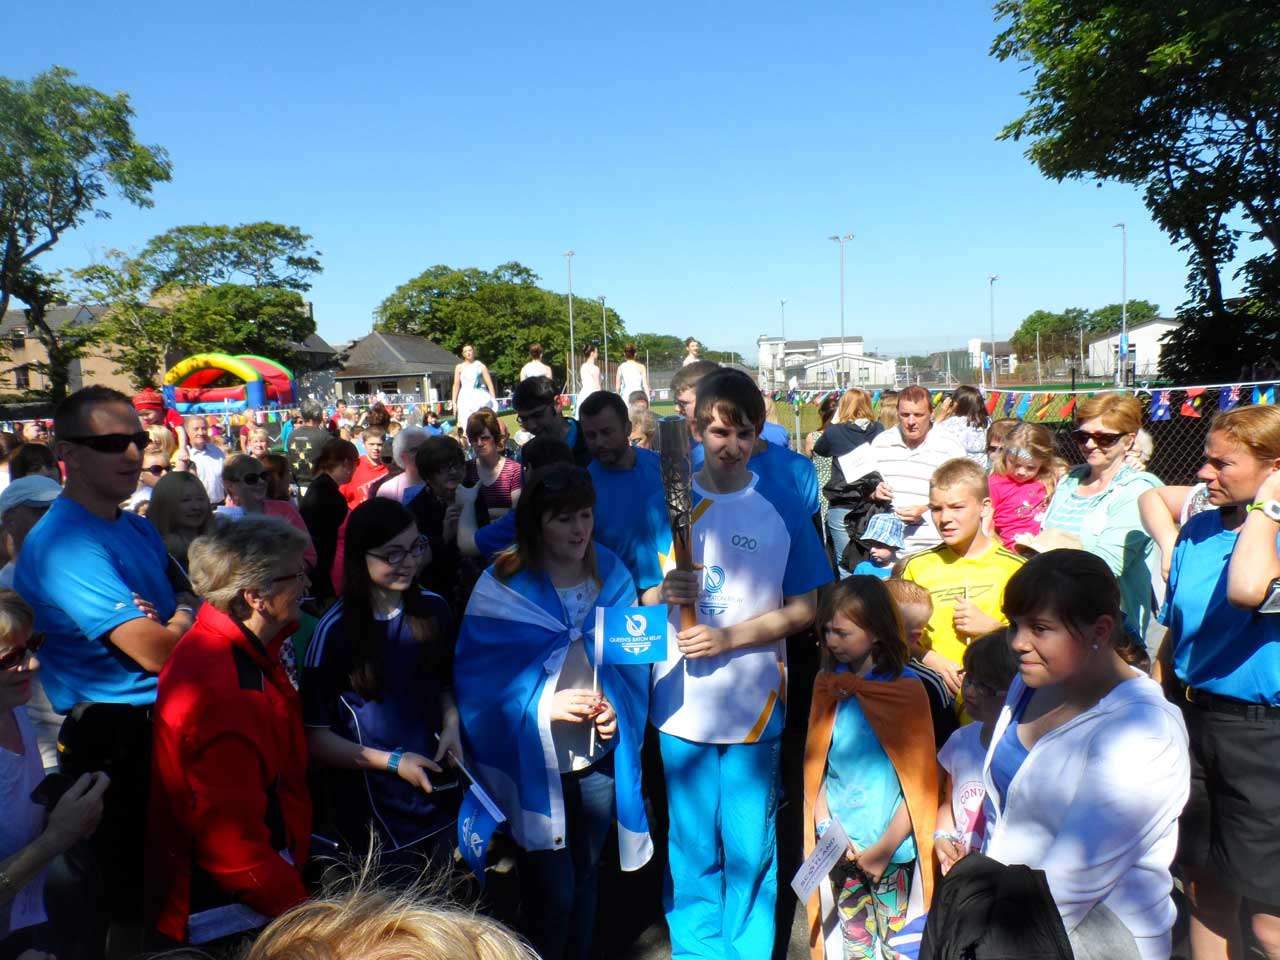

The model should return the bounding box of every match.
[474,509,517,561]
[15,497,177,712]
[692,441,819,518]
[588,448,672,591]
[1163,510,1280,704]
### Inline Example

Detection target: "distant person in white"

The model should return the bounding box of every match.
[184,415,225,504]
[869,385,964,555]
[681,337,701,367]
[615,342,650,400]
[520,342,554,381]
[452,343,497,428]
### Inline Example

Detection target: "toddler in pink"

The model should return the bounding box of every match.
[987,422,1055,549]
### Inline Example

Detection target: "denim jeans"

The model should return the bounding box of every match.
[827,506,854,578]
[516,754,616,960]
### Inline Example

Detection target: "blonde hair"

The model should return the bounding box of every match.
[992,422,1057,502]
[1210,405,1280,462]
[929,457,990,501]
[146,424,176,461]
[1074,392,1142,435]
[188,516,309,620]
[883,578,933,635]
[630,408,657,449]
[148,471,212,537]
[877,391,899,429]
[0,590,34,647]
[243,865,536,960]
[835,389,874,423]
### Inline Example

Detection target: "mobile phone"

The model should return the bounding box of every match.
[30,772,74,808]
[1259,577,1280,615]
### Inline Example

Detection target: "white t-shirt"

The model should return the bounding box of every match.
[188,442,226,503]
[869,426,965,554]
[938,723,989,852]
[552,579,605,773]
[520,361,553,381]
[0,707,49,936]
[617,361,646,398]
[650,474,830,744]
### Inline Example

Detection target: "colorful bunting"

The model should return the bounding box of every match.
[1220,385,1241,411]
[1059,397,1077,420]
[985,391,1001,415]
[1149,390,1172,421]
[1254,384,1275,406]
[1181,387,1205,418]
[1014,393,1032,419]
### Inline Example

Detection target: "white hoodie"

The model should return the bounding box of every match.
[983,671,1189,960]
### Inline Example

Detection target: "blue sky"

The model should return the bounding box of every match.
[8,1,1245,359]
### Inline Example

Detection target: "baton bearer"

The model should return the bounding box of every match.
[657,415,697,632]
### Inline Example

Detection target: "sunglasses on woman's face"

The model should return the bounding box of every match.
[61,431,151,454]
[144,465,169,477]
[1071,429,1126,449]
[234,471,270,485]
[0,632,44,671]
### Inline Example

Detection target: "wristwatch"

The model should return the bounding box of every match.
[1247,499,1280,522]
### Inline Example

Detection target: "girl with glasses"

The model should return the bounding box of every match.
[217,455,316,571]
[1039,393,1160,637]
[301,499,460,873]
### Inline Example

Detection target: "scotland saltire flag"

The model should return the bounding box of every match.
[595,604,670,665]
[1150,390,1172,421]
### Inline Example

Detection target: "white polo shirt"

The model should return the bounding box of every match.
[869,426,965,555]
[187,442,226,504]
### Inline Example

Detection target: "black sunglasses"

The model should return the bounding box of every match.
[541,466,592,492]
[1071,429,1126,448]
[145,465,169,477]
[0,632,44,671]
[60,431,151,454]
[233,471,270,485]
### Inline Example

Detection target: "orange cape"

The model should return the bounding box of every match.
[803,670,939,959]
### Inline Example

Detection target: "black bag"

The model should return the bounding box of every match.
[58,702,154,922]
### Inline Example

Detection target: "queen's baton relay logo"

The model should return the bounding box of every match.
[600,606,670,663]
[700,565,729,616]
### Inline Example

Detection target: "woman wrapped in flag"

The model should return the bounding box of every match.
[455,465,652,960]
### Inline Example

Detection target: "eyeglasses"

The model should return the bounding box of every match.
[234,471,270,485]
[144,465,169,477]
[60,431,150,454]
[1071,429,1126,449]
[271,570,308,586]
[366,534,431,566]
[516,405,551,426]
[959,671,1001,699]
[542,466,592,492]
[0,632,44,671]
[986,444,1003,455]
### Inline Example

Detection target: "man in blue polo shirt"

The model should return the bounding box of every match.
[15,385,197,958]
[579,391,671,595]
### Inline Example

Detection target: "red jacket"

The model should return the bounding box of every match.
[339,455,388,510]
[145,604,311,942]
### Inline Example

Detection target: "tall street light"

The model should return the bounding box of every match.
[1113,222,1127,387]
[829,234,853,388]
[599,295,607,385]
[988,274,1000,389]
[779,298,788,388]
[564,250,576,394]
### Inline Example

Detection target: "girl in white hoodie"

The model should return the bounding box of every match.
[982,549,1189,960]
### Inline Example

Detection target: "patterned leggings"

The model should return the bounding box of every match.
[836,860,913,960]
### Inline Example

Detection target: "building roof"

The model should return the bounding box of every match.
[800,352,893,370]
[1086,317,1179,346]
[334,331,460,379]
[1,305,105,333]
[290,332,335,355]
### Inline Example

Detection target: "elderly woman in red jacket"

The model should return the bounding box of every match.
[145,516,313,945]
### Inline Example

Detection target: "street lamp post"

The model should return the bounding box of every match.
[779,298,788,388]
[599,295,607,387]
[829,234,853,388]
[1113,222,1127,387]
[988,274,1000,389]
[564,250,576,394]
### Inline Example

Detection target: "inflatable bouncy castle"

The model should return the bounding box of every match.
[162,353,297,414]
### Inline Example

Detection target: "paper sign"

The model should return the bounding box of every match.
[593,604,671,665]
[791,815,851,902]
[836,443,879,484]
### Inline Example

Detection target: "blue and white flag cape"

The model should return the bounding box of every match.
[454,545,653,871]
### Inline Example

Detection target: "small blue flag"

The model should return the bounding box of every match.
[1150,390,1172,421]
[457,784,504,886]
[1254,384,1275,406]
[1221,385,1240,411]
[1014,393,1032,419]
[594,605,672,665]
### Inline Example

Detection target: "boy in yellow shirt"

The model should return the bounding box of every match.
[900,458,1023,695]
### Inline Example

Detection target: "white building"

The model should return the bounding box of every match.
[966,338,1019,378]
[1086,318,1180,379]
[757,335,896,389]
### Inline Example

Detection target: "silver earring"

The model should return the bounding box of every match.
[1091,643,1099,651]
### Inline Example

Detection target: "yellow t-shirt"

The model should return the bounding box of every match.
[901,540,1024,667]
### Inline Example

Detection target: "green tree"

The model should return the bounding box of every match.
[375,263,627,390]
[0,66,171,323]
[79,223,322,387]
[992,1,1280,379]
[1010,302,1159,359]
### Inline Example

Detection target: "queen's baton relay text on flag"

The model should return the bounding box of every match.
[593,604,672,665]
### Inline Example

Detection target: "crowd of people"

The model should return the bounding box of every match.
[0,353,1275,960]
